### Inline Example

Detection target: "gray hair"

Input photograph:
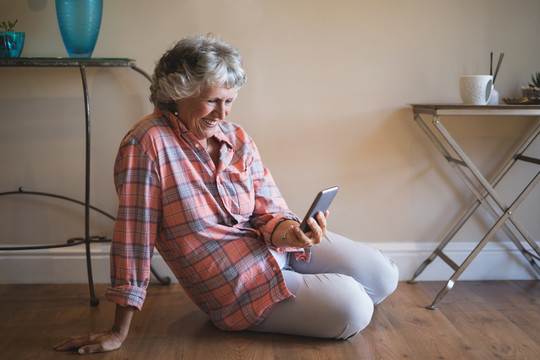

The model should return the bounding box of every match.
[150,34,247,113]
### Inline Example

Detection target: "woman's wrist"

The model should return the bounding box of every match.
[271,220,299,248]
[281,225,294,244]
[112,304,136,340]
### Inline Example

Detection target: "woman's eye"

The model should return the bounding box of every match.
[207,99,233,105]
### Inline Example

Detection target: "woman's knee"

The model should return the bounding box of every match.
[271,272,375,339]
[369,252,399,305]
[314,274,375,339]
[332,282,374,339]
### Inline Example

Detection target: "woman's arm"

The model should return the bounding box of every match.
[53,304,135,355]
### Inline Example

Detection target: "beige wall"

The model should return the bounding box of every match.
[1,0,539,248]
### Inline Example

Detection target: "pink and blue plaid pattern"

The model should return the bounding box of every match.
[105,110,303,330]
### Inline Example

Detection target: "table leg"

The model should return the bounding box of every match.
[409,114,516,281]
[79,65,99,306]
[410,113,540,307]
[427,171,540,309]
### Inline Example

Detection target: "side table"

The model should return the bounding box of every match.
[0,58,170,306]
[408,104,540,309]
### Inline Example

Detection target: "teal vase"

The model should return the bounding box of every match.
[55,0,103,58]
[0,31,25,57]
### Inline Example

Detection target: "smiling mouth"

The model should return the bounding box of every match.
[202,118,218,127]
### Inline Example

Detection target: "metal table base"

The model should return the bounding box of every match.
[0,58,170,306]
[408,104,540,309]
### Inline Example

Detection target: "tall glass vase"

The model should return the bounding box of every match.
[56,0,103,58]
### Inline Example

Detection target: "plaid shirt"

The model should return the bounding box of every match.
[105,110,303,330]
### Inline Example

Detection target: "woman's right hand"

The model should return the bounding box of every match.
[54,304,135,355]
[272,211,329,249]
[53,329,126,355]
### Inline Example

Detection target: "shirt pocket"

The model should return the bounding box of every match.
[226,169,256,217]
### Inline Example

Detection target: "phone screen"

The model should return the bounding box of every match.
[299,186,339,233]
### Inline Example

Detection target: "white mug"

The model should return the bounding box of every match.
[459,75,493,105]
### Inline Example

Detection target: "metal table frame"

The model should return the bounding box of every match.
[0,58,169,306]
[408,104,540,309]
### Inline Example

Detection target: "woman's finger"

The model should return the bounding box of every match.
[291,225,314,248]
[54,338,88,351]
[306,215,324,245]
[315,211,327,229]
[78,343,104,355]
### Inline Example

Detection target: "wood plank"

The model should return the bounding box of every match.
[1,281,539,359]
[436,281,540,359]
[384,282,478,359]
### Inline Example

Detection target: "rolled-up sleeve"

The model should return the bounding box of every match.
[105,135,162,310]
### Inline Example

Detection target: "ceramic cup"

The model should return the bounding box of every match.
[488,88,499,105]
[459,75,493,105]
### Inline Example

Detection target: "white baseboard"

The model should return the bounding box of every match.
[379,241,539,281]
[0,241,538,284]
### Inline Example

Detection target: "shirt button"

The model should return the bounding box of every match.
[195,144,200,148]
[272,267,277,271]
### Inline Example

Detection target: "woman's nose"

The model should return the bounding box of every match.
[215,103,227,119]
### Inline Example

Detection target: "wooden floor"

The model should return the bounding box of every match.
[1,281,539,359]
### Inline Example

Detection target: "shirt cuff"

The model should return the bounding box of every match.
[105,285,147,310]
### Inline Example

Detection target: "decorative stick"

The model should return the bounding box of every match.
[493,53,504,84]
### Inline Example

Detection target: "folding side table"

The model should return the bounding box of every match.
[408,104,540,309]
[0,58,170,306]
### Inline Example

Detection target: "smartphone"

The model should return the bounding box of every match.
[299,186,339,233]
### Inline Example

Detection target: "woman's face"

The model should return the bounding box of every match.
[174,85,237,141]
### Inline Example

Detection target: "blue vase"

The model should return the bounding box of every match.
[0,32,25,57]
[55,0,103,58]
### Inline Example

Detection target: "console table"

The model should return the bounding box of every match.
[0,58,169,306]
[408,104,540,309]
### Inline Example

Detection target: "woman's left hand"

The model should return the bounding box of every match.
[273,211,328,249]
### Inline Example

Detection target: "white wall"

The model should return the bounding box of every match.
[1,0,539,282]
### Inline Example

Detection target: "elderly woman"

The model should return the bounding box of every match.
[54,34,398,355]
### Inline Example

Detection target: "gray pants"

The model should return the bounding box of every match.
[250,232,399,339]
